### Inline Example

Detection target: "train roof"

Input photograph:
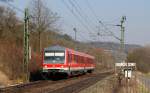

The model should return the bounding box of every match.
[67,48,94,59]
[44,45,66,51]
[44,45,94,59]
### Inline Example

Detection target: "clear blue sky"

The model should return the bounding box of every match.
[0,0,150,45]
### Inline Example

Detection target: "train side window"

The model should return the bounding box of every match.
[76,55,78,63]
[76,55,79,63]
[80,56,82,63]
[90,59,92,64]
[89,59,91,64]
[70,54,72,62]
[74,55,76,63]
[72,54,74,63]
[68,54,71,63]
[78,56,80,63]
[82,57,84,63]
[84,57,86,63]
[73,55,76,63]
[81,57,83,63]
[87,58,90,64]
[83,58,86,63]
[80,56,81,63]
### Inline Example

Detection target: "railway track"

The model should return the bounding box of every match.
[48,71,113,93]
[0,71,113,93]
[0,80,51,93]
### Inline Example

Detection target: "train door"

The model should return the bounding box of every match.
[67,51,73,75]
[68,52,71,71]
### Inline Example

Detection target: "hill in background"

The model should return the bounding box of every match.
[85,41,141,53]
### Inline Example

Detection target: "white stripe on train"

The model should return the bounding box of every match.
[43,67,94,71]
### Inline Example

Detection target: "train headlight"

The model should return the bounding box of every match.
[44,65,47,68]
[61,66,64,68]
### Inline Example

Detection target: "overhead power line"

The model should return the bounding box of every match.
[63,21,91,42]
[85,0,99,22]
[84,0,116,39]
[62,0,93,35]
[99,21,120,40]
[67,0,96,34]
[71,0,97,30]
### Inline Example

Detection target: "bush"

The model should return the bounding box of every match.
[127,47,150,73]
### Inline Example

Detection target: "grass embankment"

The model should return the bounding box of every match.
[138,84,149,93]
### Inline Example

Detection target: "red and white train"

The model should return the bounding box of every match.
[42,45,95,76]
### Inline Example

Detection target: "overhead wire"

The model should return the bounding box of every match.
[3,0,96,42]
[63,21,90,42]
[67,0,95,34]
[61,1,91,42]
[2,0,97,40]
[63,20,94,42]
[99,21,120,40]
[66,0,99,41]
[84,0,109,38]
[61,0,94,39]
[71,0,97,32]
[84,0,120,41]
[3,0,91,42]
[85,0,99,22]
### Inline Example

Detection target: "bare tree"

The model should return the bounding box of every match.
[29,0,58,52]
[0,6,19,40]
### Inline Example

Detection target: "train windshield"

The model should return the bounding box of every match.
[44,51,65,64]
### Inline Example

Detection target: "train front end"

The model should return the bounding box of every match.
[42,45,69,75]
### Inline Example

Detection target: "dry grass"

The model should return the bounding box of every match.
[136,76,150,93]
[116,78,138,93]
[127,46,150,73]
[0,70,12,86]
[0,41,23,79]
[0,41,41,83]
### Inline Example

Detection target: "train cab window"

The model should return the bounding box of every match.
[44,51,65,64]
